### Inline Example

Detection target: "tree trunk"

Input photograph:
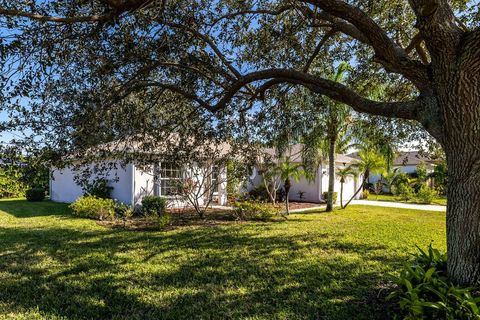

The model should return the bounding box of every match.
[343,174,367,209]
[284,178,291,215]
[419,31,480,285]
[263,178,276,205]
[444,141,480,286]
[326,134,336,212]
[340,182,344,209]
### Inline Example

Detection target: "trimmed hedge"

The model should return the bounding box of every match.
[141,196,167,217]
[69,195,115,220]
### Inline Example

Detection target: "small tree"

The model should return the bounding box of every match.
[381,168,400,194]
[343,150,386,209]
[336,165,357,208]
[256,155,282,205]
[176,160,228,219]
[275,158,303,215]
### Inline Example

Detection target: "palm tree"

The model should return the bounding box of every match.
[303,62,353,212]
[276,158,303,215]
[343,149,386,209]
[336,165,357,208]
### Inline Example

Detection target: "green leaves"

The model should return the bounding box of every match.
[388,244,480,319]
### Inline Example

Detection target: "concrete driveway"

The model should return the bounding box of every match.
[349,200,446,212]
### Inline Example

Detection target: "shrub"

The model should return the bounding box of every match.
[322,191,338,203]
[233,200,277,221]
[391,173,411,196]
[84,178,113,199]
[372,181,383,195]
[416,185,439,204]
[141,195,167,217]
[387,244,480,319]
[69,195,115,220]
[157,214,172,229]
[396,183,415,201]
[0,166,27,198]
[25,188,45,201]
[248,184,270,202]
[114,201,133,219]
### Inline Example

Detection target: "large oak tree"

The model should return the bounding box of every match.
[0,0,479,285]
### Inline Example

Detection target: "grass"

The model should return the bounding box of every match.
[0,199,446,319]
[367,193,447,206]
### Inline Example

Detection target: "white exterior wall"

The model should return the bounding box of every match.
[132,163,228,208]
[249,162,361,204]
[215,167,228,206]
[133,164,155,206]
[288,168,321,202]
[51,161,229,208]
[50,162,134,204]
[319,164,360,203]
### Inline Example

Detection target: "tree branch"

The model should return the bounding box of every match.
[301,0,430,90]
[209,5,295,27]
[0,0,152,23]
[408,0,463,59]
[0,8,113,23]
[216,69,423,120]
[303,29,337,72]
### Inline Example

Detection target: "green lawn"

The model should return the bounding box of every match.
[0,199,446,319]
[367,193,448,206]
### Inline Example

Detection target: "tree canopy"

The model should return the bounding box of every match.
[2,0,475,161]
[1,0,480,285]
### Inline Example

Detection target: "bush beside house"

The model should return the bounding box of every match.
[70,196,115,220]
[141,195,167,217]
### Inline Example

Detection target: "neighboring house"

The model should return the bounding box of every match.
[49,140,229,207]
[348,150,436,185]
[249,144,362,204]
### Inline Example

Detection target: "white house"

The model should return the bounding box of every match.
[348,150,436,185]
[49,137,230,207]
[50,161,228,207]
[249,145,362,204]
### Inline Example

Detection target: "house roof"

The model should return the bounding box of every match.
[347,151,434,166]
[392,151,434,166]
[263,144,358,164]
[72,134,232,162]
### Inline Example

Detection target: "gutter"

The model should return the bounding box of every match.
[131,163,135,208]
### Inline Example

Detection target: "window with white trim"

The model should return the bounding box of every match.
[158,162,184,196]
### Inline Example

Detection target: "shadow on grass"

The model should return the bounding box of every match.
[0,216,399,320]
[0,199,71,218]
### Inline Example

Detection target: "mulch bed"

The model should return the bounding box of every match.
[285,201,325,210]
[97,208,243,231]
[97,202,324,231]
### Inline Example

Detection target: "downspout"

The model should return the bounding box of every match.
[318,164,323,202]
[49,168,52,200]
[131,163,135,208]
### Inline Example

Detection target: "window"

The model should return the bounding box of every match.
[211,165,219,194]
[156,163,184,196]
